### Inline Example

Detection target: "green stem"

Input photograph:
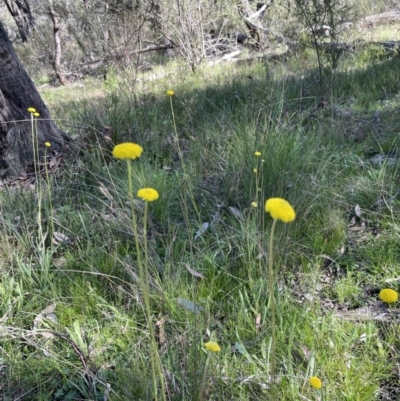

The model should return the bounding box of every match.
[268,218,278,395]
[143,201,167,401]
[31,113,37,177]
[127,160,142,272]
[198,352,211,401]
[44,148,54,242]
[127,160,158,400]
[34,116,41,194]
[169,97,183,167]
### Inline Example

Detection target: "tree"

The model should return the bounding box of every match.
[3,0,34,42]
[0,18,69,178]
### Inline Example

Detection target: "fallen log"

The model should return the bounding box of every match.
[318,40,400,56]
[360,11,400,27]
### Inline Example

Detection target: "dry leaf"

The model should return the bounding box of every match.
[33,303,57,339]
[228,206,244,221]
[384,277,400,283]
[99,184,113,201]
[176,298,204,314]
[334,302,399,321]
[156,316,166,346]
[49,156,61,169]
[194,222,209,239]
[255,313,261,332]
[53,231,71,245]
[185,264,204,279]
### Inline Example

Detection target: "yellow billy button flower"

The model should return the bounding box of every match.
[379,288,398,304]
[251,202,258,207]
[309,376,322,389]
[204,341,220,352]
[27,107,36,113]
[33,112,40,117]
[45,142,51,147]
[137,188,159,202]
[253,168,257,173]
[112,142,143,160]
[265,198,296,223]
[166,90,174,96]
[255,151,261,156]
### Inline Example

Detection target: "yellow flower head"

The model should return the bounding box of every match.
[45,142,51,147]
[379,288,398,304]
[204,341,220,352]
[112,143,143,160]
[265,198,296,223]
[27,107,36,113]
[251,202,258,207]
[255,151,261,157]
[166,90,174,96]
[137,188,159,202]
[253,168,257,173]
[309,376,322,389]
[33,112,40,117]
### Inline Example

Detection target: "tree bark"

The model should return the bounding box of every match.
[3,0,34,42]
[0,19,69,178]
[48,3,67,85]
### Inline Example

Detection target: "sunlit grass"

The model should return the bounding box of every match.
[1,42,400,400]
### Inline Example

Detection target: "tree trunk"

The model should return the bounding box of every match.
[0,19,69,178]
[48,3,67,85]
[3,0,34,42]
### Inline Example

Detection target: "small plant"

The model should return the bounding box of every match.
[293,0,356,99]
[309,376,324,400]
[198,341,221,401]
[112,142,166,401]
[265,197,296,394]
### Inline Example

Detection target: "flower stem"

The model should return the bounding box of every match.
[127,160,159,401]
[169,96,184,167]
[198,352,211,401]
[44,147,54,241]
[143,201,167,401]
[268,218,278,395]
[31,113,37,177]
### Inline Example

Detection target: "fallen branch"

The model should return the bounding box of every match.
[68,44,176,77]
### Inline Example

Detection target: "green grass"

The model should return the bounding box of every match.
[1,42,400,400]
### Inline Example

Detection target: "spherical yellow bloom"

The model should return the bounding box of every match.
[265,198,296,223]
[255,151,261,156]
[251,202,258,207]
[253,168,257,173]
[204,341,220,352]
[137,188,159,202]
[379,288,398,304]
[166,90,174,96]
[33,112,40,117]
[27,107,36,113]
[45,142,51,147]
[309,376,322,389]
[112,143,143,160]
